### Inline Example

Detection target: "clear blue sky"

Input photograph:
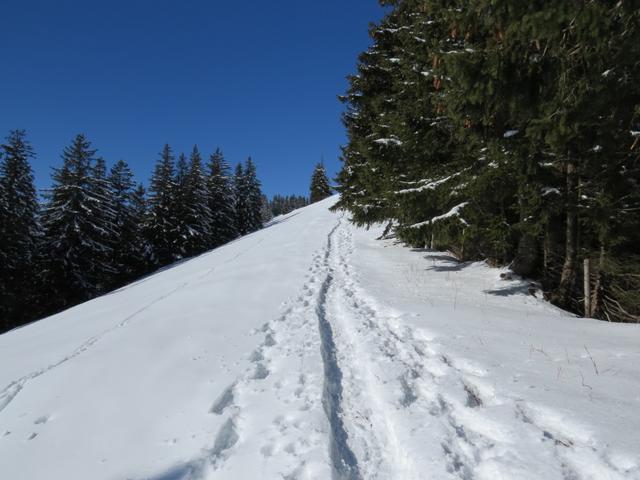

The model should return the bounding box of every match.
[0,1,385,198]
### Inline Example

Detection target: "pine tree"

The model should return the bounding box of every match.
[260,194,273,224]
[207,148,238,247]
[130,184,152,275]
[309,162,332,203]
[90,157,118,287]
[40,134,115,308]
[146,144,181,266]
[108,160,149,285]
[173,152,190,258]
[333,0,640,320]
[233,163,250,235]
[181,146,212,256]
[270,194,309,216]
[243,157,264,233]
[0,130,40,331]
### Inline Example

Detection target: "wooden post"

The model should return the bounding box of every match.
[584,258,591,317]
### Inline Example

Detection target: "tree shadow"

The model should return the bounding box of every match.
[262,211,302,230]
[136,458,205,480]
[422,253,473,272]
[484,283,536,297]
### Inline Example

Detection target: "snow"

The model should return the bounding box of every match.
[374,137,403,147]
[408,202,470,229]
[542,187,561,196]
[503,130,520,138]
[395,171,465,195]
[1,196,639,480]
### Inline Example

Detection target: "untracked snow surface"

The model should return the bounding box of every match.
[1,196,639,479]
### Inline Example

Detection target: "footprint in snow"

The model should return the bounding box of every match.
[264,333,277,347]
[34,415,50,425]
[253,363,270,380]
[210,385,235,415]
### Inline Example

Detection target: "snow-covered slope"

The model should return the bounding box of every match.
[1,196,639,480]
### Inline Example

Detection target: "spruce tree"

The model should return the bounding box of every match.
[146,144,181,266]
[0,130,40,331]
[260,194,273,224]
[233,163,250,235]
[333,0,640,320]
[173,152,190,258]
[243,157,264,233]
[270,194,309,216]
[130,184,152,276]
[90,157,118,287]
[181,146,212,256]
[40,134,115,308]
[207,148,238,246]
[309,162,332,203]
[108,160,149,285]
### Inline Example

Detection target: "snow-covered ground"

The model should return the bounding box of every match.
[1,196,639,480]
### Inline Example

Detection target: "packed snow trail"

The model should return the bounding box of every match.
[1,196,639,480]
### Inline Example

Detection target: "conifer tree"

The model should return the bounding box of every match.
[270,194,309,216]
[146,144,181,266]
[243,158,264,233]
[334,0,640,320]
[173,152,190,258]
[260,194,273,224]
[309,162,332,203]
[91,157,118,286]
[130,184,152,275]
[207,148,237,246]
[40,134,115,308]
[0,130,40,331]
[233,163,250,235]
[108,160,149,285]
[181,146,212,256]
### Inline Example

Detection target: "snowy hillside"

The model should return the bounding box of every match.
[1,196,639,480]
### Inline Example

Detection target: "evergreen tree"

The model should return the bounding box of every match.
[173,152,190,258]
[146,144,181,266]
[243,157,264,233]
[181,146,212,256]
[233,163,250,235]
[270,194,309,216]
[207,148,238,246]
[130,184,153,275]
[309,162,332,203]
[260,194,273,224]
[334,0,640,321]
[0,130,40,331]
[40,134,115,308]
[90,157,118,286]
[108,160,149,285]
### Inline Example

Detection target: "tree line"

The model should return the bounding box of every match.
[334,1,640,321]
[0,131,267,333]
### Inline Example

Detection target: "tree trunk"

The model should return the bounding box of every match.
[556,160,578,307]
[590,246,606,319]
[513,233,538,277]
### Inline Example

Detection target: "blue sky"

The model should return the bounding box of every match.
[0,1,385,197]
